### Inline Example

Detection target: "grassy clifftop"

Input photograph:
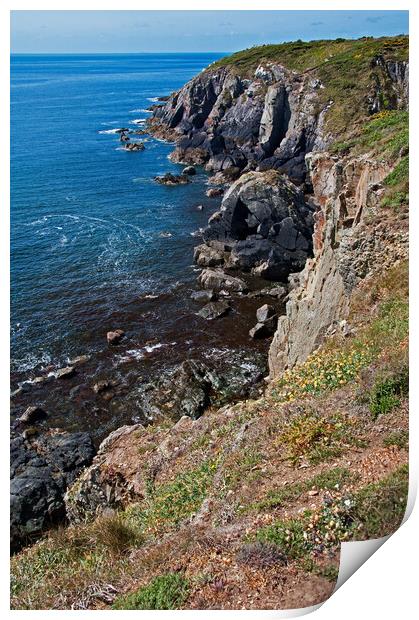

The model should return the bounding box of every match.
[211,35,408,75]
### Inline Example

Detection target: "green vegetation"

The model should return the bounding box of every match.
[126,459,218,532]
[254,465,408,573]
[212,36,408,75]
[271,262,408,415]
[112,573,190,610]
[369,368,408,418]
[331,109,409,210]
[272,346,373,403]
[354,464,408,538]
[251,467,355,511]
[383,430,409,449]
[256,517,308,560]
[278,411,364,465]
[220,449,262,493]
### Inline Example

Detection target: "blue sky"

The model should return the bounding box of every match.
[11,10,409,54]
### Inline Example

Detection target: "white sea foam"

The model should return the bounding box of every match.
[14,351,52,374]
[129,108,151,113]
[146,97,159,102]
[98,128,122,134]
[131,118,147,125]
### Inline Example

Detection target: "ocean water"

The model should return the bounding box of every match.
[11,53,269,437]
[11,53,224,374]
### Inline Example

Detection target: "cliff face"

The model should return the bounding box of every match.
[268,152,408,376]
[150,40,408,185]
[149,37,409,376]
[151,64,330,183]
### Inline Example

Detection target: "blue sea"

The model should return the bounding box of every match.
[11,53,267,434]
[11,53,225,374]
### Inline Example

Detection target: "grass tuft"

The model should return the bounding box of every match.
[112,573,190,610]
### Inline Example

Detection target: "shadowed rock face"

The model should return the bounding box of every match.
[150,64,330,183]
[10,431,95,552]
[150,54,408,184]
[195,170,314,281]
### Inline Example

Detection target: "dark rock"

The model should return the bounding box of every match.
[10,431,95,551]
[18,406,47,425]
[182,165,196,176]
[138,360,220,421]
[249,316,277,339]
[262,285,288,301]
[154,172,190,185]
[201,171,313,282]
[194,244,227,267]
[248,285,287,301]
[197,300,231,320]
[256,303,276,323]
[191,289,217,302]
[55,366,76,380]
[69,354,91,366]
[93,380,119,394]
[124,142,145,151]
[107,329,125,345]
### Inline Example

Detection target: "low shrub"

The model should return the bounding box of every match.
[112,573,190,610]
[369,368,408,418]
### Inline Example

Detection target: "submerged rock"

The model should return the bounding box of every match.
[182,165,196,176]
[55,366,76,380]
[18,406,47,425]
[107,329,125,345]
[191,289,217,302]
[197,300,231,320]
[154,172,190,185]
[138,360,220,421]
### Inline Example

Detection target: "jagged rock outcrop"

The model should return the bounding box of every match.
[268,151,409,376]
[367,56,409,114]
[149,64,329,183]
[10,431,95,551]
[195,170,314,281]
[149,53,408,185]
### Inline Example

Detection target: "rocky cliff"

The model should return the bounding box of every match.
[150,35,408,376]
[150,37,408,185]
[269,151,408,376]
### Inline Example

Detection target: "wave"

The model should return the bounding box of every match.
[98,128,122,134]
[12,351,52,375]
[129,108,151,113]
[130,118,147,125]
[146,97,159,102]
[116,341,175,365]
